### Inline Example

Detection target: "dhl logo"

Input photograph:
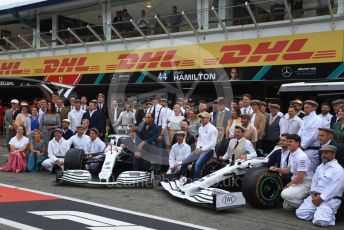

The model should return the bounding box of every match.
[41,57,90,73]
[218,38,336,64]
[0,61,30,75]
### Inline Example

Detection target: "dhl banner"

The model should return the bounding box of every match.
[0,30,343,77]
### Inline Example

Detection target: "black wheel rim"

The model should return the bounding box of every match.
[259,177,280,201]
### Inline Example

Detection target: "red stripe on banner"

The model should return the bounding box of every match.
[0,186,58,203]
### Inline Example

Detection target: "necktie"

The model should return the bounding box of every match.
[269,116,274,126]
[234,140,239,149]
[57,108,61,114]
[244,108,247,114]
[152,106,156,120]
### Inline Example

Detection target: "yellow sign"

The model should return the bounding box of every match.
[0,30,343,77]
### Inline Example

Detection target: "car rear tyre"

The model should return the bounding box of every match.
[64,148,84,170]
[242,167,283,208]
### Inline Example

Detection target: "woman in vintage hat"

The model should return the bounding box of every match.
[27,129,47,172]
[14,101,31,135]
[0,125,30,173]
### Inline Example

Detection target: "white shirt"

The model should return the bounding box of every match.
[161,107,172,129]
[196,122,218,151]
[115,111,136,126]
[318,113,333,129]
[168,142,191,172]
[311,159,344,201]
[222,137,257,160]
[168,113,185,131]
[9,136,29,149]
[288,148,313,179]
[148,104,163,125]
[84,137,106,154]
[38,108,46,122]
[280,149,290,168]
[250,113,257,126]
[68,109,85,132]
[68,134,91,150]
[240,106,253,115]
[298,111,323,149]
[47,137,70,161]
[279,115,303,135]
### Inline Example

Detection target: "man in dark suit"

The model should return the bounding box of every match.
[82,100,101,132]
[214,127,230,158]
[96,93,108,140]
[330,99,344,128]
[134,113,159,171]
[267,133,292,185]
[212,98,231,130]
[61,119,73,140]
[318,128,344,168]
[263,104,281,154]
[135,100,150,126]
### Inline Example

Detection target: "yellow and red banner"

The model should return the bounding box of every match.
[0,30,343,77]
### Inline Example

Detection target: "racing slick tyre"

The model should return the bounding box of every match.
[64,148,84,170]
[201,158,226,177]
[242,167,283,208]
[56,169,64,184]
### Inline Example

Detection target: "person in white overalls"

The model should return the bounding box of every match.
[296,145,344,227]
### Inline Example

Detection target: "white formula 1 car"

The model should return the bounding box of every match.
[161,148,284,210]
[56,134,153,187]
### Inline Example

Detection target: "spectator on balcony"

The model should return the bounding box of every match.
[154,15,167,34]
[317,0,334,16]
[169,6,183,33]
[270,0,285,21]
[288,0,303,18]
[121,9,134,32]
[113,10,123,32]
[138,9,150,34]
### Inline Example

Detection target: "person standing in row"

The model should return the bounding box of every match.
[97,93,108,140]
[40,101,61,144]
[68,99,85,133]
[4,99,19,150]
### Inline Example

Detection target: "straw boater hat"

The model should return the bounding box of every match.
[11,99,19,104]
[62,119,71,124]
[20,101,29,107]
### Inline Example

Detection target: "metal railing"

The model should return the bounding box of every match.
[0,0,339,56]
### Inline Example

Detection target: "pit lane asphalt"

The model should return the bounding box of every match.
[0,155,343,230]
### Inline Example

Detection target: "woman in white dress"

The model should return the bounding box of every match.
[167,104,185,144]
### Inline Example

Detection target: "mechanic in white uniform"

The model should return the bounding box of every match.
[298,100,323,173]
[67,125,90,150]
[296,145,344,227]
[42,128,70,172]
[219,125,256,161]
[167,131,191,174]
[271,134,313,210]
[84,128,106,174]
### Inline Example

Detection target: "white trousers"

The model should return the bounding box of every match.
[296,195,342,227]
[304,149,319,173]
[281,179,312,210]
[42,158,64,172]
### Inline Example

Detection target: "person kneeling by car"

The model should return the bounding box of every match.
[219,125,256,162]
[42,128,70,173]
[84,128,106,174]
[167,131,191,175]
[296,145,344,227]
[271,134,313,210]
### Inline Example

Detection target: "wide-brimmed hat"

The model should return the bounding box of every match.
[62,119,71,124]
[11,99,19,104]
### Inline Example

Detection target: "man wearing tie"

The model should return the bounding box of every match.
[109,99,122,133]
[97,93,108,140]
[263,104,281,153]
[219,125,256,161]
[147,95,163,127]
[212,98,231,130]
[56,98,68,123]
[82,100,101,132]
[80,96,88,111]
[240,94,253,115]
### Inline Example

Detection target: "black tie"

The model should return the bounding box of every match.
[57,108,61,114]
[234,140,239,149]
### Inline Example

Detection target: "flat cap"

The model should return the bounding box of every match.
[76,125,84,129]
[290,99,303,106]
[175,130,186,136]
[53,128,63,134]
[129,126,138,132]
[235,125,246,132]
[303,100,318,108]
[160,98,167,102]
[239,114,251,119]
[250,100,261,105]
[62,119,71,124]
[318,128,335,135]
[11,99,19,104]
[332,99,344,105]
[260,101,267,106]
[74,98,81,103]
[20,101,29,106]
[198,111,210,118]
[319,145,337,152]
[270,104,280,110]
